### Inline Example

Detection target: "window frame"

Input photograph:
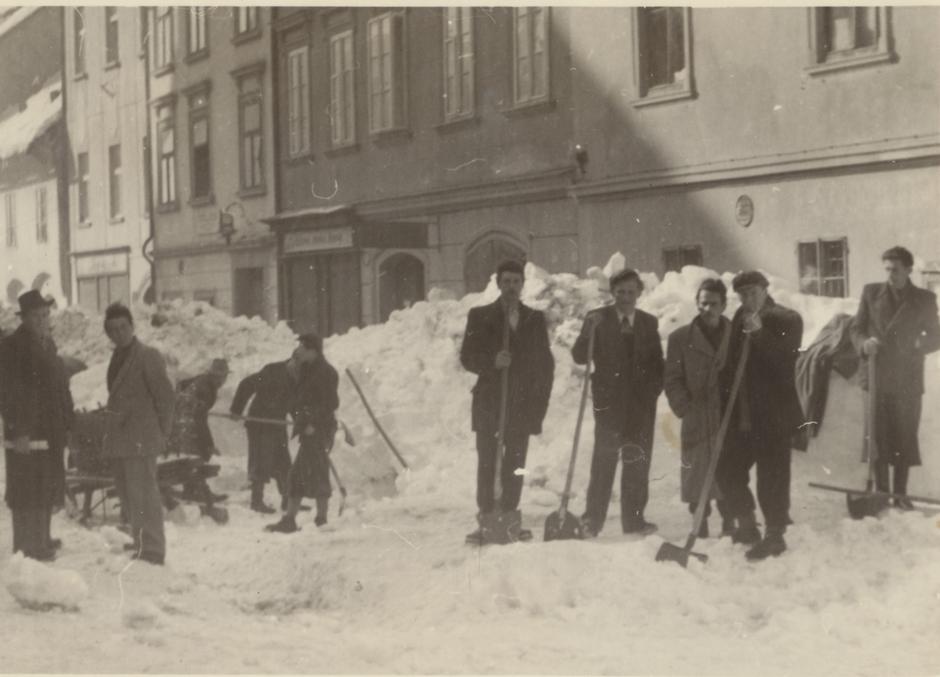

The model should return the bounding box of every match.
[286,44,311,158]
[366,11,408,135]
[443,7,475,121]
[798,237,849,298]
[233,65,267,196]
[234,7,261,43]
[154,6,175,73]
[329,29,357,148]
[512,7,550,108]
[4,193,16,248]
[185,6,209,60]
[35,186,48,244]
[155,103,178,209]
[77,151,90,226]
[662,244,703,274]
[632,7,695,107]
[806,7,894,75]
[188,87,213,204]
[105,7,120,67]
[108,143,123,221]
[73,7,86,77]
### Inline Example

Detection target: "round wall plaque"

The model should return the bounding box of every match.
[735,195,754,228]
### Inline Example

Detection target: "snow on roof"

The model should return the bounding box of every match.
[0,6,39,40]
[0,79,61,162]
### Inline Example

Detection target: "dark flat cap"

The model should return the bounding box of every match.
[298,332,323,353]
[732,271,770,291]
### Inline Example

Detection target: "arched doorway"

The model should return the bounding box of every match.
[464,235,526,293]
[6,278,24,304]
[378,253,425,322]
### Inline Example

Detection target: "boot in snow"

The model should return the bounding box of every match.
[265,516,299,534]
[746,527,786,561]
[732,512,761,545]
[250,483,276,514]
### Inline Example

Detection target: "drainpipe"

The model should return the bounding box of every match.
[57,6,72,303]
[141,9,157,303]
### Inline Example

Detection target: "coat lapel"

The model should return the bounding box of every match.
[884,286,916,335]
[109,341,140,397]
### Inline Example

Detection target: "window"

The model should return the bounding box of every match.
[187,7,208,56]
[443,7,474,119]
[798,238,848,298]
[74,7,86,75]
[77,152,89,223]
[154,6,174,70]
[633,7,694,105]
[662,245,703,273]
[808,7,893,73]
[235,7,259,36]
[513,8,549,105]
[35,187,48,243]
[189,92,212,200]
[287,46,310,157]
[105,7,119,65]
[108,144,122,219]
[156,105,177,206]
[237,74,264,192]
[330,30,356,146]
[4,194,16,248]
[139,7,148,53]
[367,12,407,133]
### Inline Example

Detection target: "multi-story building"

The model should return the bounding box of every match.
[0,6,69,307]
[567,6,940,297]
[148,6,278,322]
[269,7,939,340]
[269,7,580,335]
[64,6,152,313]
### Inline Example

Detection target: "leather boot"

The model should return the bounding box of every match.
[250,483,276,514]
[732,512,762,545]
[746,525,787,561]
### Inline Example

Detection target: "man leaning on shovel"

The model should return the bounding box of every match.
[460,260,554,545]
[850,246,940,510]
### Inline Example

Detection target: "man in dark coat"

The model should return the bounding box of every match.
[230,354,301,513]
[716,271,805,561]
[1,291,74,561]
[266,333,339,533]
[664,278,734,538]
[573,268,664,537]
[851,246,940,509]
[173,358,230,502]
[460,260,554,543]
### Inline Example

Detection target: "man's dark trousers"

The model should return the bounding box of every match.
[583,424,652,532]
[476,429,529,513]
[717,428,792,528]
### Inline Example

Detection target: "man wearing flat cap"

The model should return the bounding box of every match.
[266,333,339,533]
[716,271,804,561]
[173,358,231,502]
[0,291,74,561]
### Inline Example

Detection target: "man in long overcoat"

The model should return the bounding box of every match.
[664,278,734,538]
[266,334,339,533]
[851,246,940,508]
[1,290,74,561]
[230,352,300,513]
[101,303,176,565]
[716,271,804,561]
[460,260,554,542]
[572,268,664,537]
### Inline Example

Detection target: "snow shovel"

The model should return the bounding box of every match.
[544,316,597,542]
[210,411,357,446]
[845,355,890,519]
[474,308,522,545]
[346,368,409,470]
[656,331,751,567]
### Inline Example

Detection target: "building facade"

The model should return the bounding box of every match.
[567,6,940,297]
[0,7,69,307]
[148,6,278,322]
[269,7,580,336]
[64,6,152,313]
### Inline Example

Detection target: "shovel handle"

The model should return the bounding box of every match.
[559,312,599,512]
[346,368,409,470]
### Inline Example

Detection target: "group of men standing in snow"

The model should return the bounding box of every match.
[460,246,940,561]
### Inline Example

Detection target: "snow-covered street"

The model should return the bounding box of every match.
[1,261,939,675]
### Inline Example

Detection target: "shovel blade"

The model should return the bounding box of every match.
[478,509,522,545]
[655,541,708,568]
[544,509,584,542]
[846,492,889,520]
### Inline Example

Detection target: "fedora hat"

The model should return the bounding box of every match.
[16,289,55,316]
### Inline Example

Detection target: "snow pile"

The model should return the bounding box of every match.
[3,553,89,611]
[121,598,165,630]
[0,79,62,162]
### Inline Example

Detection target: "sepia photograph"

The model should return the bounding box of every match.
[0,2,938,674]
